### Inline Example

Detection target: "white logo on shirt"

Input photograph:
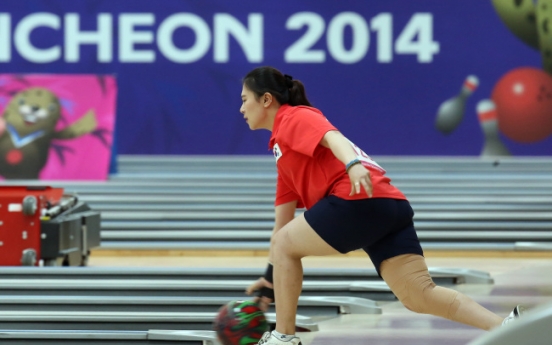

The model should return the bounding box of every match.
[347,138,386,173]
[273,143,282,163]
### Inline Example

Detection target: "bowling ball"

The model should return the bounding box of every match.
[491,67,552,143]
[213,300,269,345]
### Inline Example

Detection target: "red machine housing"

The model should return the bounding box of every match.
[0,186,64,266]
[0,185,101,266]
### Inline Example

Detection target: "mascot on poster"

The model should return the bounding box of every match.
[0,75,116,180]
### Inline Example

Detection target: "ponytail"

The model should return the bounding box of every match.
[288,79,310,107]
[243,66,312,106]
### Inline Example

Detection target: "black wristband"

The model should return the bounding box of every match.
[257,286,275,301]
[257,263,275,302]
[263,263,274,284]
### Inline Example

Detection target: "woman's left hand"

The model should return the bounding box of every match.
[348,164,373,197]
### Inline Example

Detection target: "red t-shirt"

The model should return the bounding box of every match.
[269,104,406,209]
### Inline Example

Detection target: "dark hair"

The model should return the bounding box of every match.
[243,66,312,106]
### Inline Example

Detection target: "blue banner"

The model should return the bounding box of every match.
[0,0,549,156]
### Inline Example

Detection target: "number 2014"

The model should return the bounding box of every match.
[284,12,440,64]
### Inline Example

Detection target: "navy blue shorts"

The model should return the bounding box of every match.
[304,195,424,276]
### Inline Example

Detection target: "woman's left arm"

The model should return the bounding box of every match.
[320,130,373,197]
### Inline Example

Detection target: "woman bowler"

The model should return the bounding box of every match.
[240,66,522,345]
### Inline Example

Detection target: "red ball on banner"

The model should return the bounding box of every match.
[491,67,552,143]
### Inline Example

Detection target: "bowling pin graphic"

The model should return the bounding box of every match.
[435,75,479,134]
[477,99,511,157]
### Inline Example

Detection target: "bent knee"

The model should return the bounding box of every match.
[398,281,437,314]
[271,229,297,259]
[401,299,431,315]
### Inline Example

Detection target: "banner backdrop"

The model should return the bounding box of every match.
[0,74,116,180]
[0,0,549,156]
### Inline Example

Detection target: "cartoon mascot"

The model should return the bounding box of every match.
[0,87,97,179]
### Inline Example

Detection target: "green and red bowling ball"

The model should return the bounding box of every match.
[213,300,269,345]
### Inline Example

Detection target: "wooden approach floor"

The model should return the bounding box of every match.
[89,251,552,345]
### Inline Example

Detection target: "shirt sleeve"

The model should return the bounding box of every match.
[280,108,337,157]
[275,173,304,208]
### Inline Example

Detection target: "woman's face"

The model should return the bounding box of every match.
[240,85,267,130]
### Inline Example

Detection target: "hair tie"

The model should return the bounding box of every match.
[284,74,294,88]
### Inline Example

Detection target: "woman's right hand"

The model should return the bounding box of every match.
[245,277,274,312]
[348,163,373,197]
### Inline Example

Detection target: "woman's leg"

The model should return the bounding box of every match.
[270,213,340,335]
[380,254,504,330]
